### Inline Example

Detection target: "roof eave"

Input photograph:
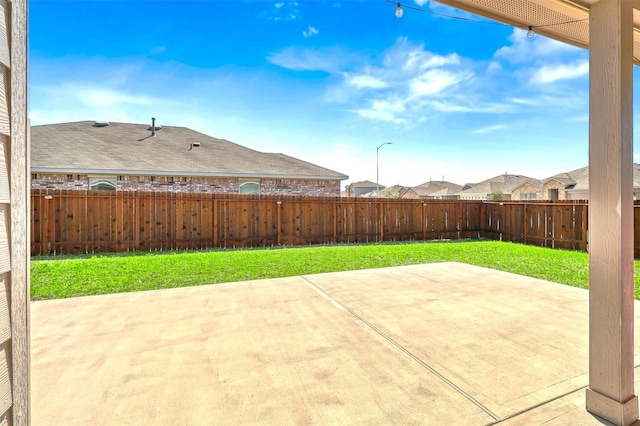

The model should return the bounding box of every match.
[31,167,349,181]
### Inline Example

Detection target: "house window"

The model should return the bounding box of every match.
[89,176,117,191]
[529,193,537,200]
[66,174,74,181]
[521,193,528,200]
[239,182,260,195]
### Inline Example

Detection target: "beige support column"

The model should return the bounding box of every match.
[585,1,638,425]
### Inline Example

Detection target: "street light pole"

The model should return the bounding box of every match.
[376,142,392,197]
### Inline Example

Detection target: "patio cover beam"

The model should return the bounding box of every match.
[432,0,638,424]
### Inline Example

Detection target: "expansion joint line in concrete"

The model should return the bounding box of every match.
[301,276,500,422]
[489,386,586,425]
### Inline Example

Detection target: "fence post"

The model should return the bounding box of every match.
[379,200,384,242]
[458,201,463,239]
[480,202,486,239]
[422,202,426,241]
[212,198,218,248]
[48,191,56,254]
[276,200,282,245]
[332,201,337,242]
[523,203,528,245]
[134,194,140,251]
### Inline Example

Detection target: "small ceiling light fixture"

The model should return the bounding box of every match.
[527,26,535,39]
[395,2,404,18]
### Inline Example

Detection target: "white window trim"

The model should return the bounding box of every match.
[89,175,117,191]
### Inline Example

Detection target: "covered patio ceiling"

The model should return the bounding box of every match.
[434,0,640,64]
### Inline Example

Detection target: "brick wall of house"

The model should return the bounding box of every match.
[31,173,87,190]
[260,178,339,196]
[30,173,341,196]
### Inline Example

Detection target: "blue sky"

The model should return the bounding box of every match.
[29,0,634,189]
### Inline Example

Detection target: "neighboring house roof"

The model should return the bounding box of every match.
[382,184,408,198]
[347,180,380,188]
[413,180,462,196]
[543,164,640,192]
[458,174,540,196]
[544,166,590,191]
[31,121,348,180]
[511,180,543,193]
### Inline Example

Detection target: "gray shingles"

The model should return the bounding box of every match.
[31,121,348,180]
[459,174,540,196]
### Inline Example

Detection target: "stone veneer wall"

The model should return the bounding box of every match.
[31,173,341,196]
[541,181,568,200]
[510,182,543,200]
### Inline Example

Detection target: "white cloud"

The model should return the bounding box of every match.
[473,124,506,134]
[261,1,299,21]
[302,26,319,38]
[267,47,346,73]
[487,61,501,72]
[30,82,184,125]
[354,108,407,124]
[322,39,482,123]
[247,34,586,130]
[409,69,468,98]
[530,60,589,84]
[344,74,388,89]
[494,28,584,64]
[353,98,408,124]
[383,39,460,72]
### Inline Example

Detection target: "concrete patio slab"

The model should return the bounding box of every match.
[305,262,596,420]
[30,262,640,425]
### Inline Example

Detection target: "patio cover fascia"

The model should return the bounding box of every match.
[433,0,640,63]
[432,1,637,425]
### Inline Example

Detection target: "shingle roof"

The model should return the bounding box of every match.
[544,164,640,191]
[458,174,540,196]
[31,121,348,180]
[348,180,379,188]
[544,166,589,191]
[414,180,462,196]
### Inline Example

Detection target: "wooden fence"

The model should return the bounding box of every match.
[29,189,640,257]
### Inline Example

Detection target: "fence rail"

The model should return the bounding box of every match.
[29,189,637,257]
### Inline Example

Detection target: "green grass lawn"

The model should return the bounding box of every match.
[31,239,630,300]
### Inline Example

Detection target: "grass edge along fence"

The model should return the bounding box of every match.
[30,189,626,257]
